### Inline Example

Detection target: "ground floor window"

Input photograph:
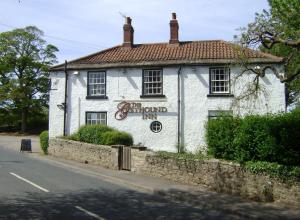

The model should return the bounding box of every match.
[208,110,233,119]
[86,112,107,125]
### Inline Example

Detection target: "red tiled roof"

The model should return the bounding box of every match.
[51,40,283,70]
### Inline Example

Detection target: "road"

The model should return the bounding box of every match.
[0,137,299,220]
[0,145,243,220]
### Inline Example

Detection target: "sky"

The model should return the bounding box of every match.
[0,0,270,63]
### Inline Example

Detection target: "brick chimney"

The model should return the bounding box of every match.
[169,13,179,44]
[123,17,134,48]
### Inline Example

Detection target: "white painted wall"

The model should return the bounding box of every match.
[49,65,286,152]
[49,72,66,138]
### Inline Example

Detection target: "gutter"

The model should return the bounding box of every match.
[63,60,68,136]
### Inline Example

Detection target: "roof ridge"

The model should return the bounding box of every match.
[133,40,224,46]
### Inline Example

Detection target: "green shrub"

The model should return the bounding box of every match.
[77,125,113,144]
[67,125,133,146]
[39,130,49,155]
[268,108,300,165]
[206,116,240,160]
[102,130,133,146]
[206,109,300,166]
[245,161,300,181]
[68,133,80,141]
[233,115,278,163]
[156,151,208,160]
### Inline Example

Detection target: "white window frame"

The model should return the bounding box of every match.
[88,71,106,96]
[143,69,163,96]
[210,67,230,94]
[86,112,107,125]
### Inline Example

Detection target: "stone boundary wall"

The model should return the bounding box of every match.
[48,138,153,171]
[48,138,119,169]
[49,138,299,205]
[135,156,299,205]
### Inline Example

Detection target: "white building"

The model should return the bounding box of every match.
[49,13,286,152]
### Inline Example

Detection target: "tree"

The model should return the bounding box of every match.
[0,26,58,132]
[235,0,300,105]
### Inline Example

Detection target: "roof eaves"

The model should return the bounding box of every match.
[50,58,283,71]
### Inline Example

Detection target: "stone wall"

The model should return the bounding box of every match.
[48,138,154,171]
[48,138,119,169]
[135,156,299,205]
[49,138,299,205]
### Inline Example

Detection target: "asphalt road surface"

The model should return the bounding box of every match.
[0,145,242,220]
[0,143,299,220]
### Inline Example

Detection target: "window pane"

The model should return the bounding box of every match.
[86,112,106,125]
[210,68,230,94]
[150,121,162,133]
[88,72,106,96]
[143,70,162,95]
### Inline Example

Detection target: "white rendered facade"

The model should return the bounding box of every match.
[49,65,286,152]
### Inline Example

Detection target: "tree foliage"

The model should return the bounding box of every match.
[236,0,300,104]
[0,26,58,132]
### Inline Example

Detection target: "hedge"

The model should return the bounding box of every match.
[39,130,49,154]
[77,124,113,144]
[206,116,240,161]
[244,161,300,181]
[102,130,133,146]
[206,108,300,166]
[68,125,133,146]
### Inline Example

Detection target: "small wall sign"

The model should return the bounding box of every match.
[115,101,168,120]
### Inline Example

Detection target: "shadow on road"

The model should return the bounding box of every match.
[0,188,298,220]
[154,189,299,220]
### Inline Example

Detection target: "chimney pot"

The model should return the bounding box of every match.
[172,13,176,20]
[126,17,132,24]
[169,13,179,44]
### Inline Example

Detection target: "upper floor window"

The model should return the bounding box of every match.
[142,69,163,96]
[208,110,233,119]
[87,71,106,97]
[210,67,230,94]
[86,112,107,125]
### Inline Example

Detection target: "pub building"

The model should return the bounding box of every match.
[49,13,285,152]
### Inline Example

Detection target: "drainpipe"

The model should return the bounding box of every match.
[63,60,68,136]
[177,66,182,152]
